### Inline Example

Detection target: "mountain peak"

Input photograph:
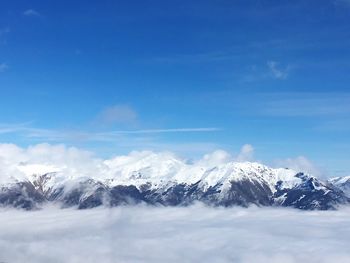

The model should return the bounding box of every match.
[0,151,349,210]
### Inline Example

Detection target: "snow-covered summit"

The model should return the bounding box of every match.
[0,149,348,210]
[4,151,304,194]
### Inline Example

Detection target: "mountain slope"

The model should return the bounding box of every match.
[329,176,350,197]
[0,153,348,210]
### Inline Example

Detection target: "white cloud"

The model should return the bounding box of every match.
[23,9,41,17]
[198,150,232,166]
[97,105,138,126]
[0,143,103,183]
[121,141,222,157]
[0,205,350,263]
[0,144,231,183]
[236,144,255,162]
[0,143,333,185]
[0,63,8,72]
[267,61,289,79]
[274,156,325,178]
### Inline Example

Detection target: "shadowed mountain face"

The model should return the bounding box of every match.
[329,176,350,198]
[0,169,349,210]
[0,182,46,210]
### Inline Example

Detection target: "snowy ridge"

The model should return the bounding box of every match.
[0,150,349,210]
[329,176,350,197]
[12,152,302,194]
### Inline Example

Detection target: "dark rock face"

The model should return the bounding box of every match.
[142,183,197,206]
[0,182,45,209]
[109,185,144,206]
[138,179,274,208]
[58,180,108,209]
[0,172,349,210]
[273,173,349,210]
[222,180,273,207]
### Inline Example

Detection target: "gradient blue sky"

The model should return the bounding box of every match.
[0,0,349,175]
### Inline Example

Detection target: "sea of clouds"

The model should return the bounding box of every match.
[0,205,350,263]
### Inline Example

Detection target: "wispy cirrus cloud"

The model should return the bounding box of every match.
[240,60,292,83]
[0,100,222,155]
[267,60,290,80]
[102,127,221,135]
[0,63,8,73]
[0,123,30,134]
[0,123,221,141]
[96,104,138,127]
[23,9,41,17]
[259,92,350,117]
[334,0,350,7]
[0,123,222,156]
[151,51,240,64]
[196,91,350,118]
[0,27,10,45]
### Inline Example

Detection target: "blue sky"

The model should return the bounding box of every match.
[0,0,350,175]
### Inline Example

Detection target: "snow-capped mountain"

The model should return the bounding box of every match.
[329,176,350,197]
[0,152,349,210]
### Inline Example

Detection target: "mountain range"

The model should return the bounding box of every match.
[0,152,349,210]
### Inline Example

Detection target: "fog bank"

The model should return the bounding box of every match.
[0,205,350,263]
